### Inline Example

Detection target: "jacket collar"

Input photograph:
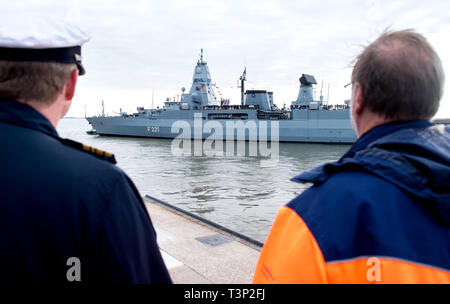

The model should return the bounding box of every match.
[340,120,433,160]
[0,100,58,137]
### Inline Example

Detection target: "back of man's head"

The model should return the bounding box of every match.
[0,61,76,105]
[352,29,445,120]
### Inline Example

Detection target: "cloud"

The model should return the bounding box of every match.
[1,0,449,117]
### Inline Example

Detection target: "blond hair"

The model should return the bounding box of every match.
[0,61,76,105]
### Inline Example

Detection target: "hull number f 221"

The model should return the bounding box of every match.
[147,126,160,133]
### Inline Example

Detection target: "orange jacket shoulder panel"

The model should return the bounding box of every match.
[253,206,328,284]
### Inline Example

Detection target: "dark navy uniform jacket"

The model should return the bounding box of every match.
[0,100,172,283]
[254,120,449,283]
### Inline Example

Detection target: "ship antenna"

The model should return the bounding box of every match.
[320,80,324,104]
[152,88,155,109]
[239,67,247,106]
[327,83,330,105]
[200,48,204,63]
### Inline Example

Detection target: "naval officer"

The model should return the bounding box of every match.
[0,15,171,283]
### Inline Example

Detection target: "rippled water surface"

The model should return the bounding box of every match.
[58,118,351,242]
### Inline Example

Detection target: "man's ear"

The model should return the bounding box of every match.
[64,68,79,101]
[353,82,365,115]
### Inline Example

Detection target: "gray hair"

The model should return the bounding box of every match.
[351,29,445,120]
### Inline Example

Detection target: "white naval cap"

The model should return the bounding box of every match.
[0,13,91,75]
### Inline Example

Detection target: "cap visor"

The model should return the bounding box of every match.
[77,63,86,76]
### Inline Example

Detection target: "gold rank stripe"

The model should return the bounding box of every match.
[81,144,116,160]
[58,138,116,164]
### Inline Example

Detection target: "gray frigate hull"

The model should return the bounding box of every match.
[86,108,356,143]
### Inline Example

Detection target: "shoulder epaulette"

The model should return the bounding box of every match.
[59,138,117,164]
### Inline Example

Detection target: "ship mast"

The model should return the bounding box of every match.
[152,88,155,109]
[199,48,204,63]
[239,67,247,106]
[327,83,330,105]
[320,80,324,104]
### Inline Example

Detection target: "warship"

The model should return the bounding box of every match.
[86,50,357,143]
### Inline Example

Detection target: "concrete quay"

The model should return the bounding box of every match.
[143,196,263,284]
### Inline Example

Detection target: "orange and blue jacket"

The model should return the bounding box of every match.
[253,121,450,284]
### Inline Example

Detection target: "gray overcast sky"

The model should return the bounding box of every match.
[3,0,450,117]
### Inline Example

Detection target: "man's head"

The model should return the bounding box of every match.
[0,14,89,126]
[350,29,445,137]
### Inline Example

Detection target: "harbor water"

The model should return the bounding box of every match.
[58,118,351,243]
